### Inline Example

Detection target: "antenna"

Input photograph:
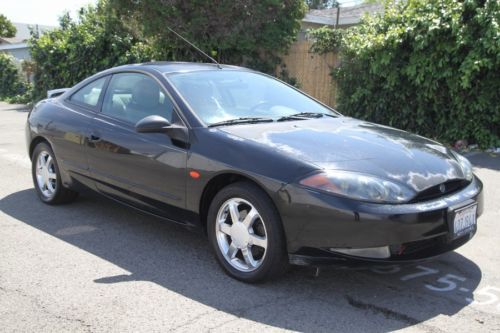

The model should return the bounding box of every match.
[165,26,222,69]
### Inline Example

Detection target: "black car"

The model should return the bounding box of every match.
[26,62,483,282]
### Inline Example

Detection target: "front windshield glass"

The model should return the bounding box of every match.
[167,70,339,126]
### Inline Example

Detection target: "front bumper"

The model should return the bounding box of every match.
[278,176,483,265]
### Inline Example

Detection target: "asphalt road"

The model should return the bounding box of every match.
[1,101,499,333]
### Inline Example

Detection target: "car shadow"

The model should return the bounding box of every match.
[0,189,483,332]
[0,103,30,112]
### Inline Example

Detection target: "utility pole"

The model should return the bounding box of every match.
[335,3,340,28]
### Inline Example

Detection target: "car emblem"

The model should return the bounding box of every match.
[439,184,446,193]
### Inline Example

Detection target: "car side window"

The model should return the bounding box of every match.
[69,77,107,107]
[101,73,174,124]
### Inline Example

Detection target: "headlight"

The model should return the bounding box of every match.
[454,153,473,181]
[299,170,415,203]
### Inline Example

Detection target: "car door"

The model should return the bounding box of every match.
[53,76,108,188]
[86,72,189,223]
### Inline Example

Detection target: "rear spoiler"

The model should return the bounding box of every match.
[47,88,70,98]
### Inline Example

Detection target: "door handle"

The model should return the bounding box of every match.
[88,134,101,142]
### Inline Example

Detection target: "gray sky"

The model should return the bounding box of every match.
[1,0,364,27]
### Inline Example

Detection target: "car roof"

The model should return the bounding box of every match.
[113,61,249,75]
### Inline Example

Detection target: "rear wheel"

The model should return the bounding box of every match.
[208,181,288,282]
[32,142,78,204]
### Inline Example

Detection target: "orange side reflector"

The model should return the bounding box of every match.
[300,174,339,192]
[189,170,201,179]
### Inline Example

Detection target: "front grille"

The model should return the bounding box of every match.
[411,179,470,203]
[390,234,472,260]
[391,237,443,256]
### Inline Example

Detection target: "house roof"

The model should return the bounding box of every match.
[0,22,55,44]
[0,42,28,51]
[303,3,383,26]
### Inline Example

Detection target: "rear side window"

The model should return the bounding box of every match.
[70,77,107,107]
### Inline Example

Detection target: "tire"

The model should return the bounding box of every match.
[31,142,78,205]
[207,181,288,282]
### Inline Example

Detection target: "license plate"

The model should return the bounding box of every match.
[451,204,477,239]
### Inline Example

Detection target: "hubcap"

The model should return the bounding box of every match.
[35,151,57,198]
[215,198,268,272]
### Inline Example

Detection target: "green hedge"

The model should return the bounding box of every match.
[0,53,26,99]
[311,0,499,148]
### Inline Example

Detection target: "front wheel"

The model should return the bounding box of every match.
[207,181,288,282]
[32,142,78,204]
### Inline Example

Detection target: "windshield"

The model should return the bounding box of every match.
[167,70,339,126]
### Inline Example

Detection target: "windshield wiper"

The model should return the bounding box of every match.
[208,117,274,127]
[277,112,334,122]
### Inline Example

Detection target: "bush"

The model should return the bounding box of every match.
[4,83,33,104]
[311,0,500,148]
[0,53,27,99]
[308,26,343,54]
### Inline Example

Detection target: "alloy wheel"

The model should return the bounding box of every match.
[35,151,57,198]
[215,198,268,272]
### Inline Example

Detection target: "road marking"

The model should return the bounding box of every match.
[371,264,500,314]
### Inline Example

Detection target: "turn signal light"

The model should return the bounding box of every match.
[189,170,201,179]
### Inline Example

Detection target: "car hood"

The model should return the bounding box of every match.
[218,117,467,192]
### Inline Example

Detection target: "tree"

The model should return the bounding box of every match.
[0,14,16,38]
[305,0,338,9]
[29,1,160,101]
[29,0,307,101]
[311,0,499,148]
[107,0,307,73]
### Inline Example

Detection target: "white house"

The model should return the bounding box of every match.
[0,22,54,63]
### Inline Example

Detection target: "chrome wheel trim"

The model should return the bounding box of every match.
[215,198,268,272]
[35,151,57,198]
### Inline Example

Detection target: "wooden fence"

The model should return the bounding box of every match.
[279,40,338,107]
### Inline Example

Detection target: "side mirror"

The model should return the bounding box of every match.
[135,115,190,148]
[135,115,171,133]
